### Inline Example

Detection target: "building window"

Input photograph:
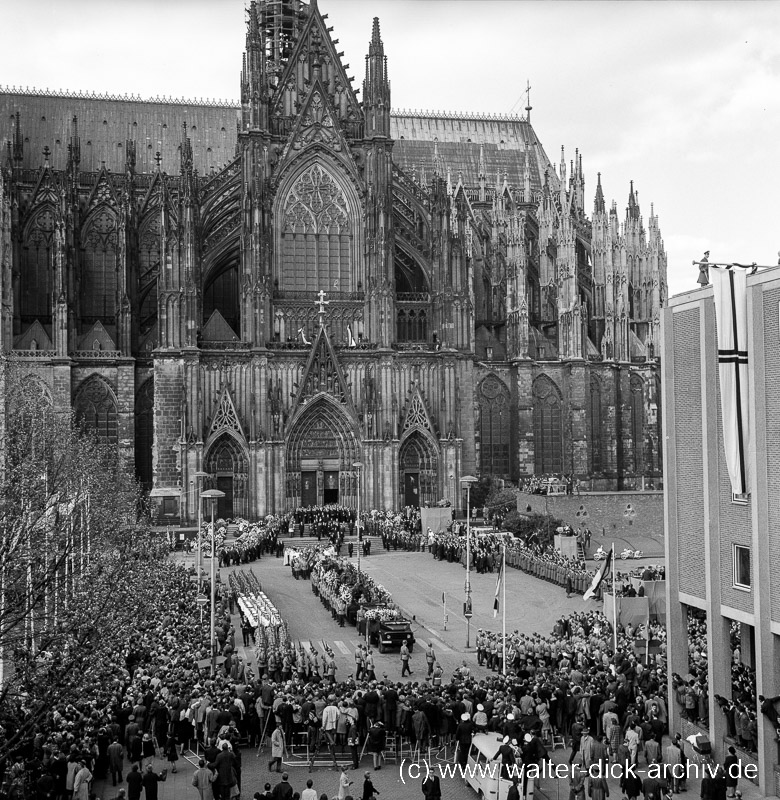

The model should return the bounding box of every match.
[533,376,563,474]
[733,544,751,590]
[477,375,511,477]
[81,208,119,325]
[279,163,355,293]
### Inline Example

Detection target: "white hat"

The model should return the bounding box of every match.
[477,704,484,712]
[524,733,532,743]
[461,712,470,721]
[506,713,515,720]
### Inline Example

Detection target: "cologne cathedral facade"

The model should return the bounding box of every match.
[0,0,666,521]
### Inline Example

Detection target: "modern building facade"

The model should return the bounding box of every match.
[1,0,666,520]
[662,271,780,796]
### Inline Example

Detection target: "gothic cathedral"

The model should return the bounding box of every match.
[0,0,666,521]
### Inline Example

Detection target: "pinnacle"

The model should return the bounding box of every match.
[372,17,381,44]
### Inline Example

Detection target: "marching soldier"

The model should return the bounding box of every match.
[400,642,412,677]
[354,645,365,681]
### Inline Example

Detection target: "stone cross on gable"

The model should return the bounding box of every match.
[315,290,329,327]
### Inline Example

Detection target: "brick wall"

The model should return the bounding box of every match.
[763,288,780,623]
[519,490,664,550]
[672,308,706,599]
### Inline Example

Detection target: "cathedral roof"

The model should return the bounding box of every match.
[2,89,559,195]
[390,111,560,195]
[0,90,239,173]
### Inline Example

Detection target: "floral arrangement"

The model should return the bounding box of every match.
[363,606,402,622]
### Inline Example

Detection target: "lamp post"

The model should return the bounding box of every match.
[353,462,363,576]
[194,471,210,594]
[461,475,477,648]
[201,488,225,677]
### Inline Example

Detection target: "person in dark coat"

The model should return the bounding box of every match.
[362,771,380,800]
[723,746,740,797]
[270,772,293,800]
[421,773,441,799]
[140,765,166,800]
[367,721,386,770]
[455,713,474,767]
[209,743,237,800]
[165,733,179,773]
[126,765,143,800]
[107,738,124,786]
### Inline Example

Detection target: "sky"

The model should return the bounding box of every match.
[2,0,779,298]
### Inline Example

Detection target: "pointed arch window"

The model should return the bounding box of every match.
[74,376,118,447]
[589,375,603,473]
[279,163,356,293]
[477,376,511,477]
[533,376,563,474]
[630,374,644,473]
[81,208,118,325]
[138,214,160,336]
[21,208,55,323]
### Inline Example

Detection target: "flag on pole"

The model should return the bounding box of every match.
[493,559,503,617]
[710,266,750,496]
[584,548,612,601]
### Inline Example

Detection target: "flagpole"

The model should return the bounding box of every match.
[501,541,507,676]
[612,541,618,656]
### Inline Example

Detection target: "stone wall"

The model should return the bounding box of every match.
[519,490,664,553]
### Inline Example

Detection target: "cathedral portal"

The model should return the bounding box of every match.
[285,396,360,509]
[204,434,248,519]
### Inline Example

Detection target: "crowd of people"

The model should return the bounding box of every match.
[3,498,770,800]
[671,613,760,754]
[521,474,580,495]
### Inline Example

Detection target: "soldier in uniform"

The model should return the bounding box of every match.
[354,645,364,681]
[364,649,376,682]
[476,630,485,666]
[400,642,412,677]
[426,644,436,676]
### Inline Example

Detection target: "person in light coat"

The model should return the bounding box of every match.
[73,761,92,800]
[192,758,216,800]
[269,726,286,773]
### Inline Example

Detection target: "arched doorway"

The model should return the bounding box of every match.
[399,431,438,508]
[286,397,359,508]
[204,434,248,519]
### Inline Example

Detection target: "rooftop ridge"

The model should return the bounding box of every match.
[0,85,240,108]
[391,108,528,123]
[0,89,531,122]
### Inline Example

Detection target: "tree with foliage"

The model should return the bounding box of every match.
[502,509,563,547]
[0,365,145,762]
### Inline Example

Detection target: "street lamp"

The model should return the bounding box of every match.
[201,488,225,677]
[353,462,363,576]
[194,471,210,594]
[461,475,477,648]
